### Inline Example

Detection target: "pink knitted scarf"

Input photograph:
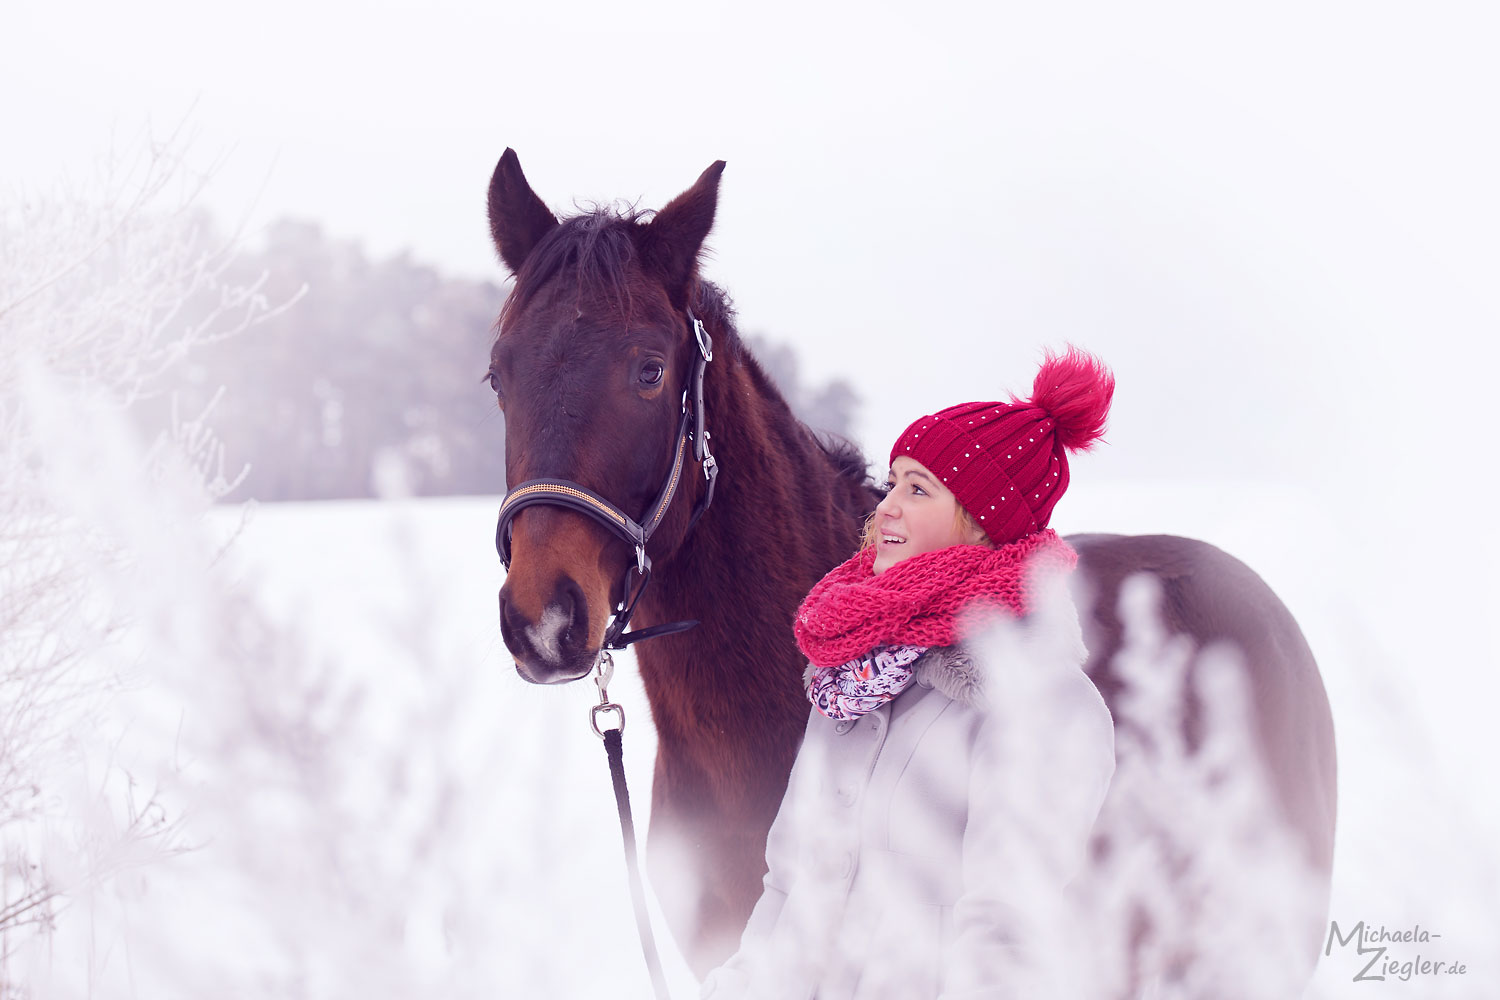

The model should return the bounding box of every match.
[794,530,1078,669]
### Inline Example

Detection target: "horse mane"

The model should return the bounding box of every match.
[813,431,876,493]
[688,279,878,512]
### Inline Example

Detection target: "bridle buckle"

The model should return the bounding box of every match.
[701,434,717,480]
[692,315,713,362]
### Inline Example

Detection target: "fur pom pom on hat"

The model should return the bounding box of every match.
[889,346,1114,546]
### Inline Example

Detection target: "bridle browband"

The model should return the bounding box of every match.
[494,307,719,653]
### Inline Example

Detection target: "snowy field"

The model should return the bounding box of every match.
[11,488,1499,997]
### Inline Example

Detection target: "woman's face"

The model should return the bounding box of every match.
[871,456,985,575]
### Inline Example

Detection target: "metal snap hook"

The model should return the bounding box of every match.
[590,651,625,737]
[594,650,615,696]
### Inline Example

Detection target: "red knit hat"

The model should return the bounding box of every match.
[889,346,1115,547]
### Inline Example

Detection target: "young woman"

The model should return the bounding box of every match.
[700,348,1118,1000]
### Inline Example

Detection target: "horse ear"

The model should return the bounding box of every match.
[641,161,726,305]
[487,148,559,274]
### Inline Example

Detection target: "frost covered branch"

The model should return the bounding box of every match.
[0,123,280,975]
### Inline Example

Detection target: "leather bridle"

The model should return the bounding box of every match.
[494,308,719,653]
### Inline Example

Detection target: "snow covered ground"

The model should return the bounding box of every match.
[13,489,1498,997]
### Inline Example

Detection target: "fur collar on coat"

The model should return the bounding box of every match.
[911,645,985,708]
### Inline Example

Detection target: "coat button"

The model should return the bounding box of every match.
[837,783,858,806]
[835,719,857,735]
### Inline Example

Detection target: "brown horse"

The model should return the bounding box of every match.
[484,151,1337,982]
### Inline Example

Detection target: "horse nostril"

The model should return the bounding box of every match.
[555,579,577,619]
[498,588,527,653]
[556,577,587,649]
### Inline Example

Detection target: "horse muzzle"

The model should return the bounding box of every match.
[496,505,619,684]
[499,575,602,684]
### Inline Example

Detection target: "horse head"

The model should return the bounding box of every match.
[486,149,725,684]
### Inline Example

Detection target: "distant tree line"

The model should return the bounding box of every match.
[149,219,859,501]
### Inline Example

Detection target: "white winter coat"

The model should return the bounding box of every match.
[700,598,1115,1000]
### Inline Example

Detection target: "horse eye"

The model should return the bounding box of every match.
[639,361,665,386]
[487,372,504,397]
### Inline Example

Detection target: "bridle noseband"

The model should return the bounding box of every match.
[494,308,719,653]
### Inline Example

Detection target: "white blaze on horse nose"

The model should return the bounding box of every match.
[528,604,570,664]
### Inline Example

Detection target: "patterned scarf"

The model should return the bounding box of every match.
[797,531,1077,719]
[805,644,929,720]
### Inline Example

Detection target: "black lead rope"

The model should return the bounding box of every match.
[604,727,672,999]
[591,650,672,999]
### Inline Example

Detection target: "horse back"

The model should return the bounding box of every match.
[1068,532,1338,876]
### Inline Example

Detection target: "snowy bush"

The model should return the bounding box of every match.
[940,573,1326,998]
[0,128,281,990]
[1,130,229,964]
[1067,575,1327,998]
